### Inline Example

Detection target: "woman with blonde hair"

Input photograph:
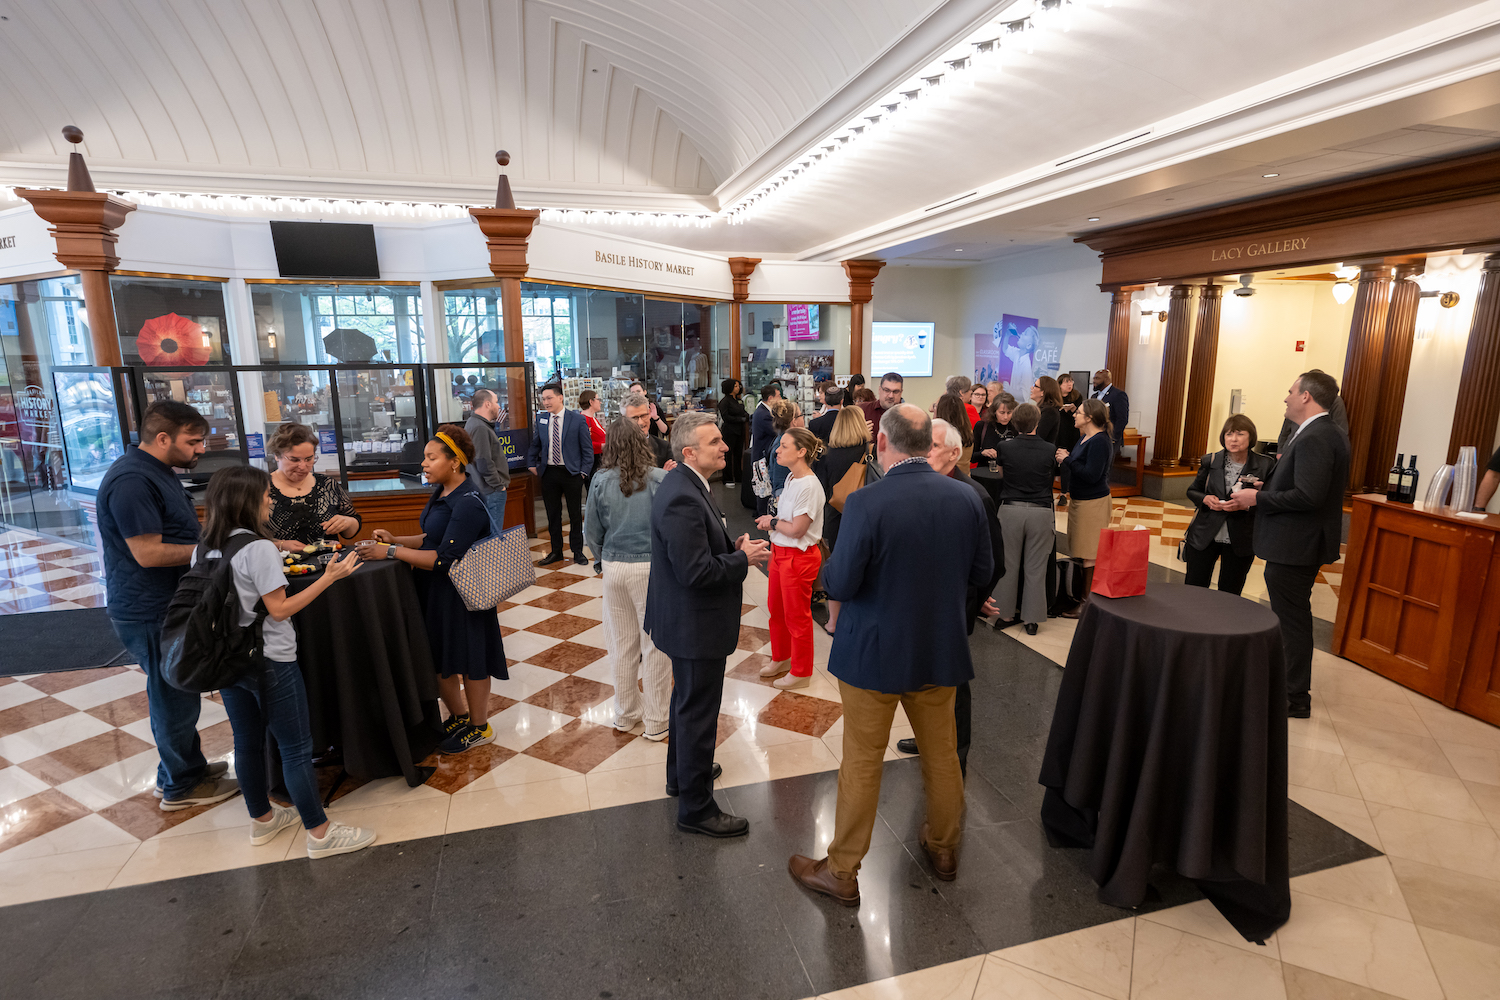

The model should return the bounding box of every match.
[813,406,871,636]
[584,417,672,740]
[755,426,827,689]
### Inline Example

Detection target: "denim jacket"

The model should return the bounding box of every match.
[584,467,667,564]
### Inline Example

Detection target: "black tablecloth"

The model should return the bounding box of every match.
[970,467,1004,508]
[289,559,441,786]
[1038,581,1290,941]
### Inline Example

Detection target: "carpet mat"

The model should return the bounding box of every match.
[0,606,131,676]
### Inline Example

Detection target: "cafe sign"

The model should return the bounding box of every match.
[1210,235,1311,263]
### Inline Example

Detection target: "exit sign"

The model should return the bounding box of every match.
[1295,340,1305,352]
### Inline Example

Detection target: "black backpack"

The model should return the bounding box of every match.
[162,534,269,693]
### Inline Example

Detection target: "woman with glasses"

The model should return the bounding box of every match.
[265,423,361,551]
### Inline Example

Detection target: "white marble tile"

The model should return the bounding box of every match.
[319,794,450,848]
[560,576,605,597]
[507,585,557,605]
[445,775,591,832]
[54,748,160,811]
[1287,746,1363,798]
[1367,803,1500,880]
[1129,919,1286,1000]
[718,720,819,753]
[497,603,563,630]
[1288,786,1382,851]
[718,677,782,720]
[569,657,618,686]
[486,702,573,752]
[489,662,569,701]
[325,774,448,811]
[451,752,582,793]
[567,623,611,649]
[50,670,148,711]
[992,918,1135,1000]
[1138,899,1280,959]
[1333,722,1457,778]
[1324,695,1431,739]
[498,629,562,664]
[1350,759,1489,824]
[1277,890,1442,1000]
[567,597,606,620]
[1465,779,1500,831]
[973,956,1114,1000]
[822,955,985,1000]
[110,824,299,888]
[1415,926,1500,1000]
[0,712,113,764]
[0,682,45,712]
[50,583,107,602]
[0,765,50,808]
[150,797,258,840]
[714,739,839,788]
[0,812,139,861]
[1404,697,1500,752]
[584,762,670,810]
[1289,856,1410,921]
[0,842,138,907]
[193,698,229,730]
[589,734,669,772]
[1438,740,1500,787]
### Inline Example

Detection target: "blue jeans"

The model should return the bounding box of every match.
[110,617,206,799]
[481,488,508,536]
[219,658,328,830]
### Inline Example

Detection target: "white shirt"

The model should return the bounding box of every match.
[770,473,826,551]
[192,530,298,663]
[687,464,713,493]
[1291,410,1327,441]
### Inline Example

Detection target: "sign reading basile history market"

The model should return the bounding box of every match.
[593,250,696,276]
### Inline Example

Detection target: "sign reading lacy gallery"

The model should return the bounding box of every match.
[1211,236,1310,262]
[594,250,695,276]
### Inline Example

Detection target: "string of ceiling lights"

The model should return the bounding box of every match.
[724,0,1114,224]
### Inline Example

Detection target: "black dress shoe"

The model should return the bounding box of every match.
[665,762,722,796]
[678,811,749,838]
[994,616,1023,631]
[573,554,589,566]
[538,553,565,567]
[896,737,919,755]
[1025,622,1039,636]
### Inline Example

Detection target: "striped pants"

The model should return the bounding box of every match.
[601,560,672,738]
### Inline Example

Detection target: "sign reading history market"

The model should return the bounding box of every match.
[593,250,696,276]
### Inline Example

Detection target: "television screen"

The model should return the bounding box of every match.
[871,321,934,377]
[269,221,380,279]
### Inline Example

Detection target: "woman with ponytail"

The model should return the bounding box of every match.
[359,423,507,755]
[754,426,827,690]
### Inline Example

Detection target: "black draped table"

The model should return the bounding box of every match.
[1038,581,1290,941]
[970,466,1004,509]
[288,559,441,787]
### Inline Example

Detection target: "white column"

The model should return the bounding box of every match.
[225,278,268,463]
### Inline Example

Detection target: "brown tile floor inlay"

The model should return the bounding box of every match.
[419,743,518,794]
[525,590,593,612]
[99,790,220,841]
[725,653,779,685]
[523,675,614,716]
[714,713,744,748]
[0,696,81,737]
[756,691,844,737]
[523,641,607,673]
[736,625,773,652]
[197,720,238,758]
[20,730,155,786]
[523,719,635,772]
[523,613,597,640]
[0,788,92,853]
[531,572,581,590]
[22,665,130,696]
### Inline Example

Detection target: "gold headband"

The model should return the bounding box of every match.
[434,431,469,466]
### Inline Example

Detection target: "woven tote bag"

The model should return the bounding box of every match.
[448,518,535,611]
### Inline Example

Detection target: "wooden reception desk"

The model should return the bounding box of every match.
[1334,495,1500,726]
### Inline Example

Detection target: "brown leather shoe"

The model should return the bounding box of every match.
[919,822,957,881]
[788,854,860,906]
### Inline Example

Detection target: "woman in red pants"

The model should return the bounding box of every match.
[755,427,827,690]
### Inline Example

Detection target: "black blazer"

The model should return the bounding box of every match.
[1276,394,1348,450]
[974,420,1016,459]
[1184,450,1278,556]
[807,408,839,443]
[750,401,777,462]
[1092,385,1130,449]
[1253,415,1350,567]
[1036,405,1062,447]
[645,466,749,659]
[718,395,749,438]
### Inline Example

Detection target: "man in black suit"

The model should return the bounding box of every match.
[1223,370,1349,718]
[526,383,594,566]
[645,411,771,837]
[1275,370,1348,450]
[1090,369,1129,454]
[807,385,844,442]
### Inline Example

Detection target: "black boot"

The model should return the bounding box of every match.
[1060,566,1095,619]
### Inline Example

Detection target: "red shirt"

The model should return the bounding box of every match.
[585,413,607,454]
[965,402,980,426]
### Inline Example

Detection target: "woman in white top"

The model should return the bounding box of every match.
[198,465,376,860]
[754,426,827,690]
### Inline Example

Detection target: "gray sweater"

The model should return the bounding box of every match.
[465,414,510,494]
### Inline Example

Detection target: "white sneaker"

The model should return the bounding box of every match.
[760,658,791,678]
[306,821,377,860]
[643,725,668,743]
[613,716,641,733]
[773,672,810,690]
[249,803,300,846]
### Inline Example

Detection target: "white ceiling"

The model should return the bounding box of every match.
[1,0,1498,264]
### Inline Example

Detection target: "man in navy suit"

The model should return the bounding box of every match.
[526,383,594,566]
[646,411,770,837]
[789,404,992,904]
[1223,370,1349,718]
[1090,369,1130,454]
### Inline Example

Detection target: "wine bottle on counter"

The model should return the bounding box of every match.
[1401,455,1420,504]
[1388,453,1405,502]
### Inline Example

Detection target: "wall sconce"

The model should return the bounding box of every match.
[1414,289,1461,341]
[1421,290,1462,308]
[1331,281,1354,305]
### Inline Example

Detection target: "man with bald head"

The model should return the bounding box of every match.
[788,404,992,905]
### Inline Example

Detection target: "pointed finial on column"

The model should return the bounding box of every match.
[494,150,515,210]
[62,126,95,193]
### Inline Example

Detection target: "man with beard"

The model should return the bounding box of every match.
[97,400,240,812]
[1089,368,1130,456]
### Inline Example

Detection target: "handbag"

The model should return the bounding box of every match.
[1092,526,1150,598]
[752,456,773,498]
[448,499,536,610]
[829,455,867,513]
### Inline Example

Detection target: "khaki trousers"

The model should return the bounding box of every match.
[828,680,964,878]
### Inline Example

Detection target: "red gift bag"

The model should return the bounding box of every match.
[1091,527,1150,598]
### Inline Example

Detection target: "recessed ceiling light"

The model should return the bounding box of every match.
[955,248,964,252]
[1262,172,1280,178]
[1087,217,1100,222]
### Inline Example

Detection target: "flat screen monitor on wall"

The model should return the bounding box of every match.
[269,221,380,279]
[870,321,934,377]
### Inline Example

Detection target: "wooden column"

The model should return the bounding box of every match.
[1365,263,1423,491]
[1104,287,1133,389]
[1179,281,1223,468]
[842,259,885,376]
[1448,251,1500,463]
[1150,284,1194,470]
[1341,263,1394,496]
[14,128,135,367]
[726,257,760,381]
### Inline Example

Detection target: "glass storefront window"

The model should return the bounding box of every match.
[740,302,850,403]
[428,365,531,471]
[334,368,424,473]
[251,283,424,364]
[522,291,573,373]
[238,369,339,475]
[51,370,125,492]
[111,275,231,367]
[443,287,504,363]
[135,369,244,456]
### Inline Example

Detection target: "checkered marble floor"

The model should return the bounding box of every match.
[0,528,107,613]
[0,530,901,907]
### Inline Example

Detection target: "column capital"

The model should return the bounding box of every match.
[842,259,886,303]
[13,189,136,271]
[727,257,761,302]
[1198,281,1223,300]
[468,208,541,280]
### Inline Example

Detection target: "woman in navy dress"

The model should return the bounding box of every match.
[359,424,507,755]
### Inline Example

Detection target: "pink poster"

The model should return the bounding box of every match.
[974,334,999,388]
[786,304,815,341]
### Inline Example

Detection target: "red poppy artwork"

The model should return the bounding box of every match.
[136,313,213,366]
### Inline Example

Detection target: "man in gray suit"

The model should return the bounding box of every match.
[1223,370,1349,718]
[465,388,510,534]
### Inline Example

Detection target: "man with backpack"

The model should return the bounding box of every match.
[97,400,240,812]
